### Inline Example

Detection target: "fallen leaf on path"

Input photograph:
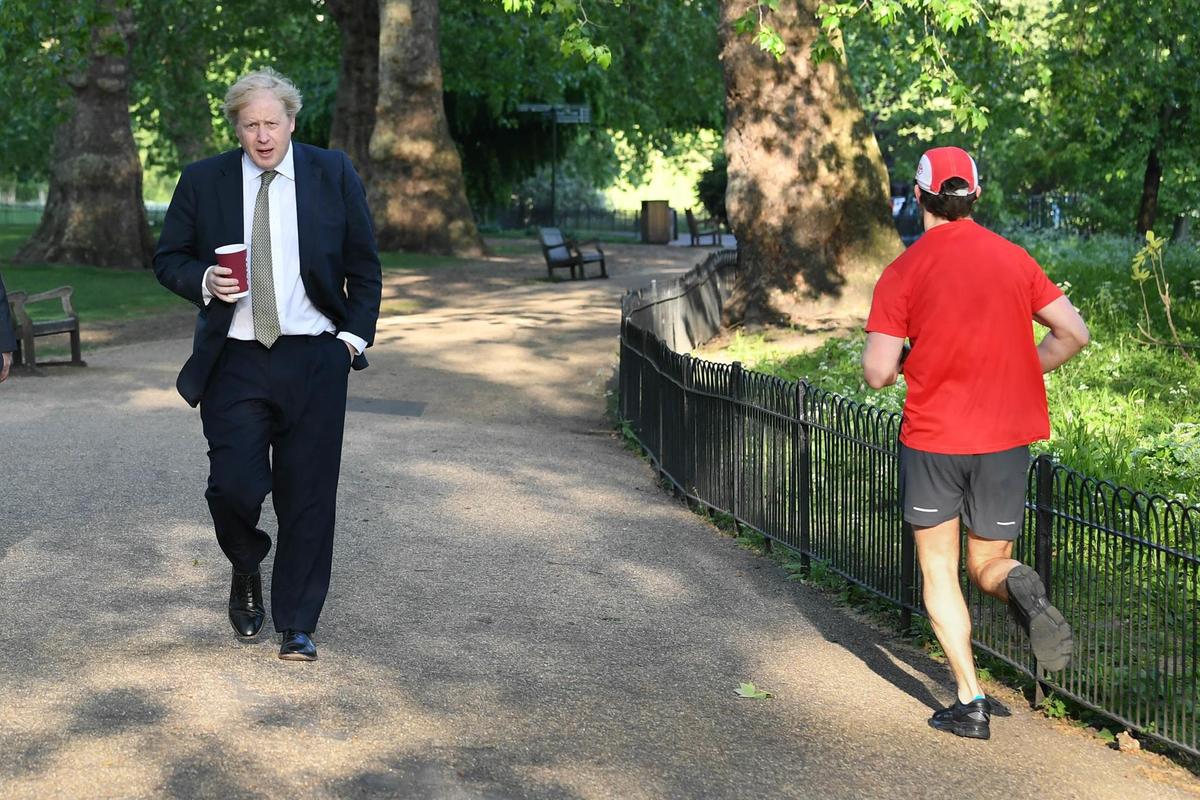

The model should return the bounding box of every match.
[735,682,773,699]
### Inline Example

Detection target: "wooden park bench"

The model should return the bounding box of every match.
[537,227,608,280]
[685,209,722,247]
[8,286,85,368]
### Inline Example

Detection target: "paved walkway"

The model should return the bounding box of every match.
[0,242,1196,799]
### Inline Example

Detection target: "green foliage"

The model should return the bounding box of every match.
[1040,694,1069,719]
[839,0,1200,234]
[732,1,785,60]
[0,0,340,185]
[453,0,723,216]
[129,1,340,175]
[1131,230,1193,359]
[815,0,1005,133]
[0,0,108,180]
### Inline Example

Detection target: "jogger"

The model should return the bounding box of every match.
[862,146,1090,739]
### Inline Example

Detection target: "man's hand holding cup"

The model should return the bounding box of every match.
[210,244,251,303]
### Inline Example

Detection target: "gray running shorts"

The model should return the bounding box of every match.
[899,444,1031,540]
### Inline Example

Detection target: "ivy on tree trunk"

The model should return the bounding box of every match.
[369,0,486,256]
[719,0,899,324]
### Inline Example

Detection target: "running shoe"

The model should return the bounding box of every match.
[929,698,990,740]
[1006,564,1073,671]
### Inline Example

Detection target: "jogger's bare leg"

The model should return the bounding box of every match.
[913,518,982,704]
[965,531,1019,600]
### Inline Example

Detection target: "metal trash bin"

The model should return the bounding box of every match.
[640,200,673,244]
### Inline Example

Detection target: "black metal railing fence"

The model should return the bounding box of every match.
[619,250,1200,756]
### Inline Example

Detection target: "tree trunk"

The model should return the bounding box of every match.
[327,0,380,182]
[1135,144,1162,235]
[15,1,153,269]
[719,1,900,324]
[368,0,485,256]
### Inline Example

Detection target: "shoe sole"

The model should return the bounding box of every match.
[278,652,318,662]
[929,718,990,740]
[1008,565,1073,671]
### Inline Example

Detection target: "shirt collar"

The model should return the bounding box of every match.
[242,143,295,183]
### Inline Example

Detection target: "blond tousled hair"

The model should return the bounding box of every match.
[221,68,303,126]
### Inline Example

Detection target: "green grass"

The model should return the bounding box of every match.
[0,206,43,227]
[0,223,492,323]
[2,225,188,323]
[715,232,1200,503]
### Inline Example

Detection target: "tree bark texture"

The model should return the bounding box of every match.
[719,1,900,323]
[327,0,380,182]
[15,2,153,269]
[368,0,485,256]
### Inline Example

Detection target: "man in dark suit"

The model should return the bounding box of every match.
[154,68,382,661]
[0,273,15,382]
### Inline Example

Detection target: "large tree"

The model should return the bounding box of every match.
[719,0,899,323]
[15,0,154,269]
[369,0,486,255]
[500,0,900,320]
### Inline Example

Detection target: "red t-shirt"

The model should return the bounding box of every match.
[865,219,1063,454]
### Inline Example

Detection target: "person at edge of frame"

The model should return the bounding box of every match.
[0,273,15,382]
[862,146,1090,741]
[153,68,382,662]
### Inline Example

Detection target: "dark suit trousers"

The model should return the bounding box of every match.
[200,333,351,633]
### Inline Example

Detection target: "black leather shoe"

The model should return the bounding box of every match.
[279,630,317,661]
[228,569,265,637]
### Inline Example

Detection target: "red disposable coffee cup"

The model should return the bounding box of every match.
[214,244,249,299]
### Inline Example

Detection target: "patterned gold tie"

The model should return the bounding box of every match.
[251,170,281,348]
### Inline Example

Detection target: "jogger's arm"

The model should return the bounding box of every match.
[1034,296,1090,373]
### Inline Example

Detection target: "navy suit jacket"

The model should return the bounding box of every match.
[0,272,16,353]
[154,143,382,407]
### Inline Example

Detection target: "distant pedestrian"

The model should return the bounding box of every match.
[862,146,1090,740]
[0,273,15,382]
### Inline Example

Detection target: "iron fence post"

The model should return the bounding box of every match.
[639,324,650,450]
[795,382,811,570]
[683,354,694,497]
[1033,453,1055,703]
[618,316,628,423]
[655,336,665,481]
[730,361,743,529]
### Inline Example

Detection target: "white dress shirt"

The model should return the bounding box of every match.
[202,145,366,355]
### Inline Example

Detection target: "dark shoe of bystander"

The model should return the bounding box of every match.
[929,698,991,740]
[279,630,317,661]
[1006,564,1073,671]
[228,569,265,638]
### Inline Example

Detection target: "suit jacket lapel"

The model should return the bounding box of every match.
[216,150,243,249]
[294,143,320,280]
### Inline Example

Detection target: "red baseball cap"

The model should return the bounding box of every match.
[915,147,979,196]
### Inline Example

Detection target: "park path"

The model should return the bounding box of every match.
[0,241,1195,799]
